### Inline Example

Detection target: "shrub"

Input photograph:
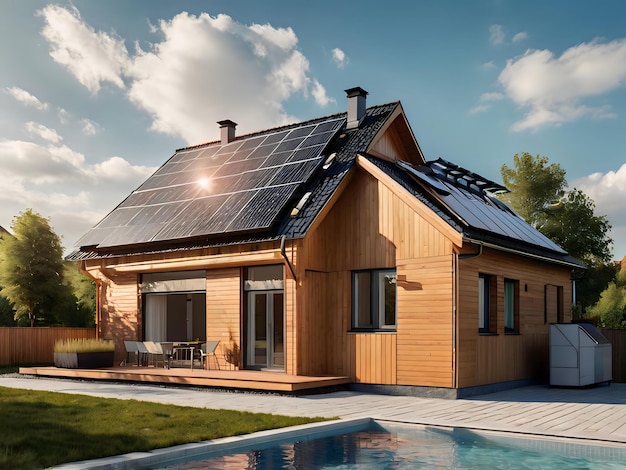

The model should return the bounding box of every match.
[54,338,114,353]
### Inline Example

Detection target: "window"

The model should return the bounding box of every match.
[504,279,519,333]
[352,269,397,330]
[478,274,496,334]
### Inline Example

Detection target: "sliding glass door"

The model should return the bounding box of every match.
[247,291,284,370]
[244,265,284,371]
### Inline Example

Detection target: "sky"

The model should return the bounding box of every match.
[1,0,625,259]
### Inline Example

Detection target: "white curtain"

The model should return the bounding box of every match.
[145,295,167,341]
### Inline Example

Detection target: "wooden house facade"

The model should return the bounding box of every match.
[70,88,585,397]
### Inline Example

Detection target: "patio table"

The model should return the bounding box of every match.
[172,344,196,369]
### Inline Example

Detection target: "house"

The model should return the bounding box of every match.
[69,88,585,397]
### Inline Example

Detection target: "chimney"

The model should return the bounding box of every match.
[345,87,368,130]
[217,120,237,144]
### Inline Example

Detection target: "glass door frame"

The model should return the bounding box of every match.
[246,289,285,371]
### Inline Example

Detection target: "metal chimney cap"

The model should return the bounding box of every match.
[345,87,368,98]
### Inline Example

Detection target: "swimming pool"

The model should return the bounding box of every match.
[156,420,626,469]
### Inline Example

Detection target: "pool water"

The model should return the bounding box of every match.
[158,422,626,469]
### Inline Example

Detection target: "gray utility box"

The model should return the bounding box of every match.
[550,323,612,387]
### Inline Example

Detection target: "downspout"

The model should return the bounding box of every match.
[280,235,297,282]
[454,243,482,390]
[452,252,458,389]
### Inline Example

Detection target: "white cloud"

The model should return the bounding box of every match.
[311,79,333,107]
[39,7,332,144]
[512,32,528,42]
[126,11,332,143]
[499,38,626,131]
[25,121,63,143]
[38,4,130,93]
[0,139,156,250]
[332,47,348,68]
[470,92,504,114]
[80,119,101,136]
[573,163,626,258]
[5,87,49,110]
[489,24,505,45]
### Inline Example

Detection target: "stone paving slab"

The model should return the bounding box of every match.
[2,375,626,446]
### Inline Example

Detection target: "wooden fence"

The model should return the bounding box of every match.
[0,327,95,366]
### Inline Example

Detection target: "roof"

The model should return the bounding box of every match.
[68,98,584,270]
[367,156,586,269]
[68,102,400,260]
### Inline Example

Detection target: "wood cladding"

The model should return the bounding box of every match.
[206,268,241,369]
[347,332,397,384]
[301,169,456,386]
[396,256,454,387]
[96,270,140,362]
[456,248,573,388]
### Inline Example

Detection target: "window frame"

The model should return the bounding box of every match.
[478,273,497,334]
[352,268,397,331]
[504,278,520,334]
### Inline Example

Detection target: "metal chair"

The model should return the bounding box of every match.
[123,340,140,366]
[144,341,170,368]
[198,341,220,370]
[136,341,149,366]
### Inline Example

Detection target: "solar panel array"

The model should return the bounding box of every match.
[76,116,345,249]
[396,158,567,254]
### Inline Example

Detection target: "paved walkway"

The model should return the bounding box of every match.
[2,374,626,447]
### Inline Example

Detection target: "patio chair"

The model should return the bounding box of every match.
[136,341,149,366]
[144,341,170,368]
[123,340,140,366]
[160,342,174,369]
[198,341,220,370]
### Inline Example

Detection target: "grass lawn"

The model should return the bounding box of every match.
[0,385,327,469]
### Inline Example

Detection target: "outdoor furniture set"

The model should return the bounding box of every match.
[122,340,220,370]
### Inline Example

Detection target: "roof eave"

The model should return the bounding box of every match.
[462,236,587,270]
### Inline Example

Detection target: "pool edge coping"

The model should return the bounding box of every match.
[50,417,373,470]
[51,416,626,469]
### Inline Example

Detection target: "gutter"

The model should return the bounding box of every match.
[462,237,586,270]
[280,235,297,282]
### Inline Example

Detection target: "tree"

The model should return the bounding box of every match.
[500,153,567,228]
[0,209,67,326]
[587,266,626,328]
[499,153,614,313]
[61,261,96,327]
[0,295,16,326]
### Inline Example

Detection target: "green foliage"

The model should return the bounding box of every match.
[0,387,324,469]
[587,264,626,328]
[576,262,620,317]
[540,189,613,266]
[0,210,67,326]
[0,295,16,327]
[499,153,614,312]
[54,338,114,353]
[500,152,567,227]
[0,210,96,327]
[62,261,96,327]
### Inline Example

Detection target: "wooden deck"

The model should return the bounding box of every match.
[18,365,350,393]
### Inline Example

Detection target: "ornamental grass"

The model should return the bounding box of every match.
[54,338,115,353]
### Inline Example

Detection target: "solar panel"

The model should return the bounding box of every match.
[396,159,567,254]
[76,115,345,249]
